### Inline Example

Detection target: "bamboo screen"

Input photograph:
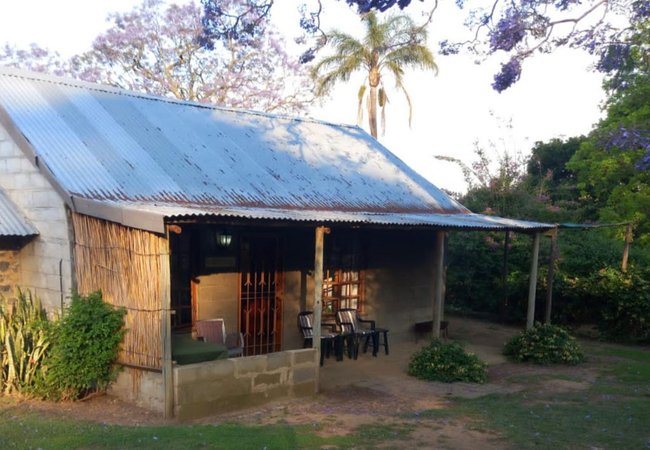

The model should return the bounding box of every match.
[71,213,169,370]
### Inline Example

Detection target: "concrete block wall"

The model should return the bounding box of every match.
[363,230,437,343]
[0,124,73,311]
[108,367,164,413]
[0,250,20,301]
[173,348,318,421]
[283,229,315,351]
[196,272,239,327]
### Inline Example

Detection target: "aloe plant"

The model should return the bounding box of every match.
[0,289,51,393]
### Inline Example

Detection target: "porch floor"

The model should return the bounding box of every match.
[319,316,521,409]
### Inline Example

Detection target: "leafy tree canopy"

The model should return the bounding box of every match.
[201,0,648,93]
[1,0,312,114]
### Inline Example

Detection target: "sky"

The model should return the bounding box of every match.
[0,0,607,194]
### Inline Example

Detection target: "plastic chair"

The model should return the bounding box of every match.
[196,318,244,358]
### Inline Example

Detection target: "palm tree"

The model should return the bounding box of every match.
[312,12,437,139]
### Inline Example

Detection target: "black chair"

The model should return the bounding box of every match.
[297,311,343,365]
[336,308,380,359]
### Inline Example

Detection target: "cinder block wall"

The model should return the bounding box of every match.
[283,229,315,351]
[363,230,437,343]
[196,272,239,327]
[173,348,318,421]
[0,249,20,301]
[0,125,73,311]
[108,367,164,413]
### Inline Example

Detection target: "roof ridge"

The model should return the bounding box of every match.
[0,65,358,130]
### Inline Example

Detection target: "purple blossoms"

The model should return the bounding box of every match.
[345,0,421,13]
[493,59,522,92]
[632,0,650,19]
[604,126,650,170]
[490,9,526,52]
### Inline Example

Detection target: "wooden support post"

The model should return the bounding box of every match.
[500,230,510,323]
[622,223,632,272]
[544,229,557,324]
[432,231,446,339]
[313,227,330,348]
[160,227,173,419]
[526,232,541,331]
[441,232,449,321]
[313,226,329,393]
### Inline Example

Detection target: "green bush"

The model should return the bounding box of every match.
[592,267,650,344]
[503,323,585,365]
[0,290,52,394]
[408,340,488,383]
[41,291,126,400]
[446,230,548,322]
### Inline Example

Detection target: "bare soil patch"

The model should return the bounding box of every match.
[0,316,612,449]
[0,393,172,427]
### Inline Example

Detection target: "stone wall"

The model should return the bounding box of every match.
[173,348,318,421]
[0,124,73,311]
[0,250,20,301]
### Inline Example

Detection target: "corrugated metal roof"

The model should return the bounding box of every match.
[117,203,552,230]
[0,188,38,237]
[0,67,554,232]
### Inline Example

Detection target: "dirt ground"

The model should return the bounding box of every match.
[0,316,606,449]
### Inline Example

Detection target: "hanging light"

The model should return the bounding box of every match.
[217,231,232,247]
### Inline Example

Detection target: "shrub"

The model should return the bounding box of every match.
[408,340,488,383]
[592,267,650,344]
[503,323,585,365]
[0,290,52,394]
[41,291,126,400]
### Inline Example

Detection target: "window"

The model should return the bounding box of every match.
[322,233,364,316]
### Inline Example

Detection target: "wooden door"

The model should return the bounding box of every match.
[239,235,283,356]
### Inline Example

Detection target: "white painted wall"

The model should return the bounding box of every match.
[0,124,73,311]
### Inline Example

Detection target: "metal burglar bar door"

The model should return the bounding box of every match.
[239,236,283,356]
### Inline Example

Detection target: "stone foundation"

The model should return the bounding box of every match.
[173,348,318,421]
[0,250,20,301]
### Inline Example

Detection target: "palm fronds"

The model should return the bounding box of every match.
[312,11,438,138]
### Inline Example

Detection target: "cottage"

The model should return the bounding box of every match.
[0,67,553,419]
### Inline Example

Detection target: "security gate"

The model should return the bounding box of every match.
[238,235,283,356]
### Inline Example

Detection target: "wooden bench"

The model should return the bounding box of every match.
[414,320,449,343]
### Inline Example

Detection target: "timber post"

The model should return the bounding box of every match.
[500,230,510,323]
[160,226,173,419]
[313,226,330,383]
[432,230,446,338]
[622,223,632,272]
[544,229,557,324]
[526,232,541,330]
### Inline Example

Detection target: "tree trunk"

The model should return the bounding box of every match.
[368,84,378,139]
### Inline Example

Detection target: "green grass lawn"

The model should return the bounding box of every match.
[0,410,355,449]
[1,343,649,449]
[417,344,650,449]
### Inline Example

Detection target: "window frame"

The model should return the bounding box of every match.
[321,232,365,318]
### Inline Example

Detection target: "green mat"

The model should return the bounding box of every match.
[171,334,229,365]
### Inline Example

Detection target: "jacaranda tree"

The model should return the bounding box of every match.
[1,0,312,114]
[201,0,650,93]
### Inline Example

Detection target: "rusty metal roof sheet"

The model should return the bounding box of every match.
[116,203,552,231]
[0,187,38,237]
[0,68,554,233]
